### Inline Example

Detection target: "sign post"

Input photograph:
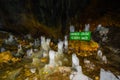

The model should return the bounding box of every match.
[70,31,91,41]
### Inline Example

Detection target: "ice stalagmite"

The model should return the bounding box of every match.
[15,44,24,57]
[70,25,75,32]
[72,54,79,68]
[49,50,56,66]
[27,48,33,58]
[64,35,68,51]
[58,41,63,54]
[84,24,90,31]
[102,55,107,64]
[70,53,92,80]
[97,50,103,58]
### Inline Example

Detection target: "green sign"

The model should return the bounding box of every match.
[70,31,91,41]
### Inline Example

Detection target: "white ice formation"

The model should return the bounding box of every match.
[84,24,90,31]
[70,25,75,32]
[100,68,120,80]
[70,53,92,80]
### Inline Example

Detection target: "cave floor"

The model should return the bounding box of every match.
[0,32,120,80]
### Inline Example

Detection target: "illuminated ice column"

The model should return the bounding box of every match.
[49,50,56,66]
[84,24,90,31]
[72,53,79,68]
[58,41,63,54]
[64,35,68,50]
[70,25,75,32]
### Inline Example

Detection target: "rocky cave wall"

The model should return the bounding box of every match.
[0,0,120,37]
